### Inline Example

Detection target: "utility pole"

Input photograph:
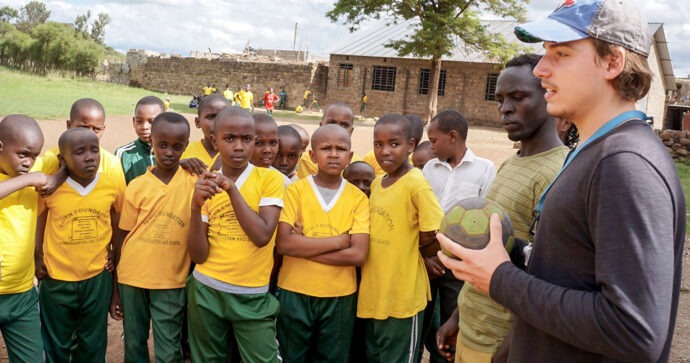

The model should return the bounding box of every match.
[293,22,298,51]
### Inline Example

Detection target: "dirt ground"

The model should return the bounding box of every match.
[1,112,689,361]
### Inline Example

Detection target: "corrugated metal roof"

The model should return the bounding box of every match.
[332,19,675,88]
[331,19,540,63]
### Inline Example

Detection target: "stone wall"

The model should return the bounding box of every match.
[658,129,690,160]
[103,50,327,109]
[255,49,308,62]
[325,54,502,127]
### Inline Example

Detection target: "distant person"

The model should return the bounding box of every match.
[309,93,321,112]
[189,95,200,109]
[223,84,233,102]
[239,84,254,112]
[279,89,288,109]
[116,96,165,184]
[202,83,212,97]
[264,88,279,115]
[302,87,311,108]
[233,85,242,106]
[360,92,368,116]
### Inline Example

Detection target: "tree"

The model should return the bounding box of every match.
[74,10,91,38]
[327,0,527,122]
[16,1,50,33]
[0,5,18,23]
[89,12,110,45]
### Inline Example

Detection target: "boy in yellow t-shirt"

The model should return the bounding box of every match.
[180,94,229,174]
[111,112,195,362]
[296,103,362,179]
[275,124,369,362]
[0,115,48,362]
[35,128,124,362]
[363,114,425,177]
[187,107,284,362]
[358,114,443,362]
[42,98,126,189]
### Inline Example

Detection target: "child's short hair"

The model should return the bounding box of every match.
[592,39,652,102]
[58,128,98,154]
[414,140,431,153]
[253,114,278,128]
[213,106,253,131]
[199,94,229,112]
[135,96,165,112]
[152,112,190,138]
[430,110,468,141]
[70,98,105,121]
[0,114,43,145]
[343,160,374,178]
[375,114,412,141]
[311,124,351,149]
[404,114,424,147]
[278,125,301,144]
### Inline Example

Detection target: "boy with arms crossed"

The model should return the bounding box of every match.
[115,96,166,184]
[358,114,443,362]
[436,54,568,362]
[276,124,369,362]
[0,115,47,362]
[112,112,195,362]
[36,128,124,362]
[187,107,284,362]
[438,1,685,361]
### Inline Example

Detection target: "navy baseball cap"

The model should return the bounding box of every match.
[514,0,652,57]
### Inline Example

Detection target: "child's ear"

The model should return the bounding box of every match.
[210,134,217,150]
[348,150,354,164]
[0,140,4,153]
[449,130,457,143]
[194,116,201,128]
[57,153,65,165]
[309,149,316,163]
[407,138,415,154]
[65,120,72,129]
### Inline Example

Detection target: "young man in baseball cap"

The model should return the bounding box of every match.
[437,1,686,362]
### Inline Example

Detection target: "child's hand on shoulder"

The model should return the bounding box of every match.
[192,172,221,208]
[180,157,208,176]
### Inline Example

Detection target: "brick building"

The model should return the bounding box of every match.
[325,20,675,129]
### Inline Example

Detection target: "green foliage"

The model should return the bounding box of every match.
[74,10,91,38]
[0,6,18,23]
[90,12,110,45]
[327,0,527,62]
[16,1,50,33]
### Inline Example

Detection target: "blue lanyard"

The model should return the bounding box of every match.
[533,110,646,216]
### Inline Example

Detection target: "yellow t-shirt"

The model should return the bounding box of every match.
[181,139,216,168]
[223,89,233,101]
[296,151,362,179]
[40,173,124,281]
[357,168,442,319]
[117,167,196,289]
[197,164,284,287]
[203,86,212,96]
[0,173,39,294]
[362,150,385,176]
[278,176,369,297]
[42,146,126,189]
[303,90,311,99]
[239,91,253,109]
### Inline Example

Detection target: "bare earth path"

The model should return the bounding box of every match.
[1,113,688,362]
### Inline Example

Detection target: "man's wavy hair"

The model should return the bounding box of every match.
[593,39,652,102]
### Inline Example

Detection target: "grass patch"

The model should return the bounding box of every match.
[0,66,333,123]
[675,161,690,231]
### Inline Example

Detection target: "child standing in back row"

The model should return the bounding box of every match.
[275,124,369,362]
[112,112,196,362]
[187,107,284,362]
[358,114,443,362]
[36,128,124,362]
[181,94,230,172]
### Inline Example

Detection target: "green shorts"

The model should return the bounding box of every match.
[0,288,42,362]
[277,289,356,362]
[186,276,281,362]
[364,311,424,363]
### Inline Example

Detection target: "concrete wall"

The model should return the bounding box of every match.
[325,54,502,127]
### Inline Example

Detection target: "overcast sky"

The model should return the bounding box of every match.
[3,0,689,77]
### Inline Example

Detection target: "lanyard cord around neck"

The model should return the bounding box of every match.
[528,110,647,237]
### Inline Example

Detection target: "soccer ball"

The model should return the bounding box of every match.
[439,197,514,258]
